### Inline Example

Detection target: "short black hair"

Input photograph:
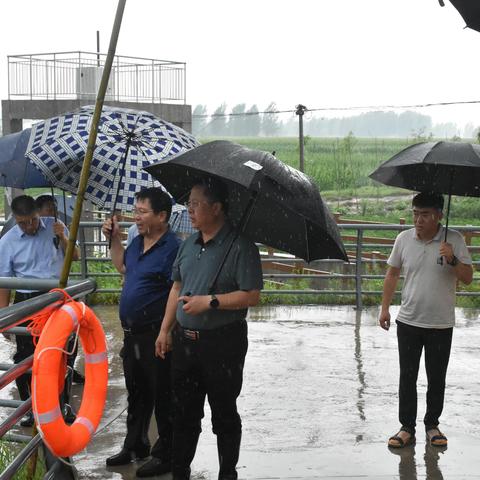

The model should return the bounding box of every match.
[412,192,444,211]
[35,194,57,210]
[11,195,37,216]
[192,177,229,214]
[135,187,172,221]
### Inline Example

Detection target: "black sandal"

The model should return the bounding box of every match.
[426,428,448,447]
[388,428,416,448]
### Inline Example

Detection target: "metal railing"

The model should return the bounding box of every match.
[7,51,186,104]
[0,279,96,480]
[1,221,480,311]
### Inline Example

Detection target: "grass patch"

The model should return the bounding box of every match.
[0,441,45,479]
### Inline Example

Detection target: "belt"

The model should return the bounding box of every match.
[15,291,45,301]
[183,329,200,341]
[122,322,160,336]
[180,320,245,341]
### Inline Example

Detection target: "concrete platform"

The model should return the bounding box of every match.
[3,304,480,479]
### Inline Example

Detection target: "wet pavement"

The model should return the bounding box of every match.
[2,304,480,479]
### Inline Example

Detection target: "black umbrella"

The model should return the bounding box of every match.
[440,0,480,32]
[369,141,480,260]
[145,140,347,264]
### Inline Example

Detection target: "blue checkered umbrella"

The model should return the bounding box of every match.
[25,105,199,212]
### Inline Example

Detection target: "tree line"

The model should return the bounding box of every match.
[193,103,478,139]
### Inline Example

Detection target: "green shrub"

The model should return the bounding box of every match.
[0,440,45,479]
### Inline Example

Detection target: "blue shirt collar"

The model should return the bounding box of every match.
[133,226,175,254]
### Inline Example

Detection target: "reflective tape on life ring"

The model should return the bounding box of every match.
[32,301,108,457]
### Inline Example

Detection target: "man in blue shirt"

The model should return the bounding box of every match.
[102,187,180,477]
[0,194,79,426]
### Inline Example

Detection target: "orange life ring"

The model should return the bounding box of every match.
[31,301,108,457]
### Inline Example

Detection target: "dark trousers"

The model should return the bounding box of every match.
[13,291,77,405]
[171,320,248,479]
[121,324,172,460]
[396,320,453,434]
[13,291,43,401]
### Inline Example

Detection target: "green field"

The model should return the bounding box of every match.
[201,135,413,192]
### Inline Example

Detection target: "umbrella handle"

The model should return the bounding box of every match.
[50,185,60,250]
[108,212,117,249]
[439,175,454,265]
[207,193,258,294]
[444,192,452,243]
[62,191,68,225]
[108,221,113,249]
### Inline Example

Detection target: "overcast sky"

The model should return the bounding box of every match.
[1,0,479,127]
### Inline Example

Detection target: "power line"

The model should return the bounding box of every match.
[192,99,480,118]
[193,108,292,119]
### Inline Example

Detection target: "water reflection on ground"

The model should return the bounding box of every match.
[2,304,480,479]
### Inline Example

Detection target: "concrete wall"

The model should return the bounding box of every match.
[2,99,193,133]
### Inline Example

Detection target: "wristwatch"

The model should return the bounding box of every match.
[447,255,458,266]
[209,294,220,309]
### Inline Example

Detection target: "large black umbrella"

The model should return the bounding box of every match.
[369,141,480,196]
[369,141,480,248]
[440,0,480,32]
[145,140,347,263]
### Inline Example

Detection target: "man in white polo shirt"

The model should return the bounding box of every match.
[379,192,473,449]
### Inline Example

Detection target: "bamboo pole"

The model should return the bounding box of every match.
[58,0,127,288]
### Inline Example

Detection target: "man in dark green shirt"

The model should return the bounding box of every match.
[156,178,263,480]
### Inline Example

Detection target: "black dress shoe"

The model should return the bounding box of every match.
[20,411,34,427]
[136,457,171,477]
[63,404,76,424]
[72,369,85,384]
[106,449,149,467]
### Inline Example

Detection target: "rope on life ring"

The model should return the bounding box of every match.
[31,300,108,457]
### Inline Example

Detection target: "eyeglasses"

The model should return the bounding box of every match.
[132,208,153,216]
[184,200,209,210]
[412,210,437,221]
[16,216,39,228]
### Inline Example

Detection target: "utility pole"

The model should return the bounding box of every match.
[59,0,127,288]
[296,104,307,172]
[96,30,101,66]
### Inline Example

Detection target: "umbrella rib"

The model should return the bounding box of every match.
[304,217,310,263]
[107,116,142,213]
[135,137,158,151]
[116,116,131,137]
[137,142,152,162]
[101,120,132,140]
[96,139,122,149]
[137,144,161,187]
[135,126,157,136]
